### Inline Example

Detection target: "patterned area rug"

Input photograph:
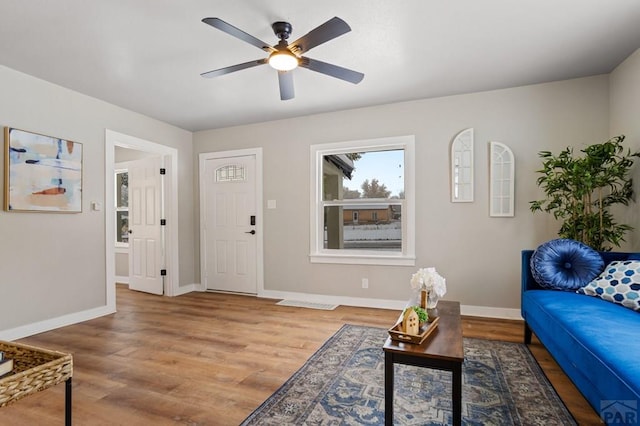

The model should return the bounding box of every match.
[241,324,576,425]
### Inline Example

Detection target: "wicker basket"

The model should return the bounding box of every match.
[0,340,73,407]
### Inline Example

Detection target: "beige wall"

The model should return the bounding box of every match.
[2,46,638,334]
[194,75,611,310]
[115,251,129,278]
[610,48,640,251]
[0,66,195,331]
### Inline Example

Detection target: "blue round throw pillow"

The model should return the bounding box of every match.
[530,239,604,291]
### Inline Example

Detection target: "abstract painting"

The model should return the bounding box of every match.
[4,127,83,212]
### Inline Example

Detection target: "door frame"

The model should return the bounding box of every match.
[105,130,180,308]
[199,148,264,294]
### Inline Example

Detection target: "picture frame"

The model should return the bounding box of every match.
[4,127,83,212]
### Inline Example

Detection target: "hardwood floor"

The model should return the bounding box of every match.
[0,286,602,425]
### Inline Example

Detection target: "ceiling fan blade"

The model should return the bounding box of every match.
[278,71,295,100]
[288,17,351,55]
[299,57,364,84]
[202,18,276,53]
[201,58,268,78]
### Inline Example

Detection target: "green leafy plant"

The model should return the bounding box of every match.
[404,306,428,323]
[530,135,639,251]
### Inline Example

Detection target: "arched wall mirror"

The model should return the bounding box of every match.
[450,128,474,202]
[489,141,515,217]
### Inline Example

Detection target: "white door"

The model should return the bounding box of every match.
[128,156,164,295]
[203,155,257,294]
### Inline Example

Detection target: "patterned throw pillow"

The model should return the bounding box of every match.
[578,260,640,312]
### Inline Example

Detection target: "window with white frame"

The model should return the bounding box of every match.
[310,135,415,266]
[115,169,129,246]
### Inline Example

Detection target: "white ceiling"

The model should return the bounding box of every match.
[1,1,639,132]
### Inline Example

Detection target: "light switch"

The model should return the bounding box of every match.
[91,201,102,211]
[267,199,277,209]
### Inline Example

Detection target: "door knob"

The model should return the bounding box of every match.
[245,230,256,235]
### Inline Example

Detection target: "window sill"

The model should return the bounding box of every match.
[309,252,415,266]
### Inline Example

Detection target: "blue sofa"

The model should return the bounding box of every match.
[521,250,640,425]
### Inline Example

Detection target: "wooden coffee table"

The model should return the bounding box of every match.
[383,300,464,426]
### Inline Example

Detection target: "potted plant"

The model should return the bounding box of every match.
[530,135,640,251]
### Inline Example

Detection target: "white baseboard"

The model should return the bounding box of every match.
[258,289,522,320]
[115,276,129,285]
[0,304,116,341]
[174,283,199,296]
[460,304,522,320]
[117,280,196,296]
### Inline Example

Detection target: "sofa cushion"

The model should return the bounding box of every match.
[522,290,640,402]
[530,239,604,291]
[578,260,640,311]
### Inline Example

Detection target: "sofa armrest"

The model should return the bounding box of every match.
[521,250,542,323]
[521,250,541,292]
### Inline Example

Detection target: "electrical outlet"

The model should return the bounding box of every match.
[362,278,369,289]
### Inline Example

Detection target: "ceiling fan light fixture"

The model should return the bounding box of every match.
[201,17,364,100]
[268,51,298,71]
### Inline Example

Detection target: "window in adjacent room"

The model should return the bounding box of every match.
[310,135,415,266]
[115,169,129,246]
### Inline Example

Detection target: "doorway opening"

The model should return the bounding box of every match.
[105,130,179,310]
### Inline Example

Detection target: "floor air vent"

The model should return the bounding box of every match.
[276,300,338,310]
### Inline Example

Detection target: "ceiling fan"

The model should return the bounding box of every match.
[201,16,364,100]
